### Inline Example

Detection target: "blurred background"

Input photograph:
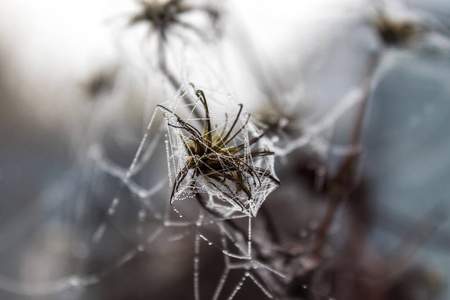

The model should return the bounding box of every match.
[0,0,449,299]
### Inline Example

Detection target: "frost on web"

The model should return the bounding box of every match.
[149,80,285,298]
[266,90,364,159]
[85,78,283,299]
[159,83,279,219]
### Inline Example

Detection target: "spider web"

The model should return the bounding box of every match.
[158,79,285,298]
[83,25,290,297]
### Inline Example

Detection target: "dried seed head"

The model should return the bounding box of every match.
[254,103,295,133]
[373,13,421,47]
[128,0,220,41]
[159,85,280,218]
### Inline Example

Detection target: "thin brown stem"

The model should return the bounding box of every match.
[310,196,343,256]
[309,47,386,257]
[157,35,202,120]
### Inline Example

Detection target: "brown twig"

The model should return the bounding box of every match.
[309,47,386,257]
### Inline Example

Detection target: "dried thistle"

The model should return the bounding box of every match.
[128,0,219,41]
[158,84,280,217]
[373,12,421,47]
[254,101,298,139]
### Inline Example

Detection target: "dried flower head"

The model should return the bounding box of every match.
[128,0,219,41]
[373,12,421,47]
[254,102,298,138]
[158,84,280,217]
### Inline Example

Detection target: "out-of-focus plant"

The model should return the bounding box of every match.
[0,0,449,299]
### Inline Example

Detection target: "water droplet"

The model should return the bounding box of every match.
[108,198,119,215]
